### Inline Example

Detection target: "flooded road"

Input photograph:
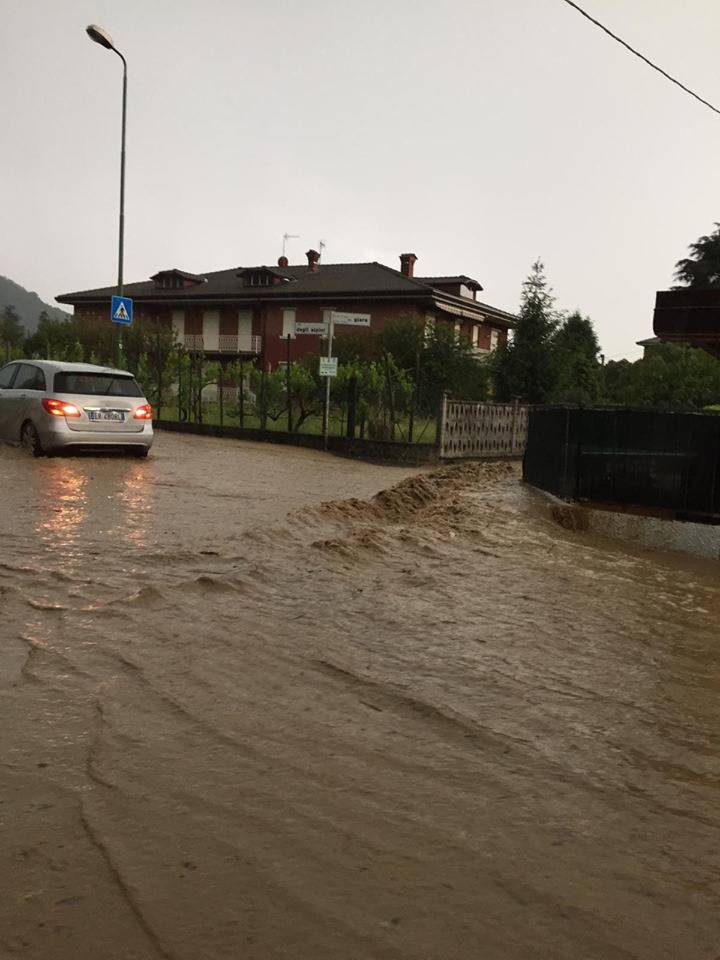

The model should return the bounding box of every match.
[1,433,720,960]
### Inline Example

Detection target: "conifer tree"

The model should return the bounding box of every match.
[494,259,558,403]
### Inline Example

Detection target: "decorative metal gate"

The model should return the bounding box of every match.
[439,397,529,459]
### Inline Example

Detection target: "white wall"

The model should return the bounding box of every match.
[171,309,185,344]
[203,310,220,351]
[238,310,252,349]
[281,308,296,339]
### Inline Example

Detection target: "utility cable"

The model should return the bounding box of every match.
[561,0,720,117]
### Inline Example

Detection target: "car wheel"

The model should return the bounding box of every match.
[21,421,45,458]
[132,446,149,458]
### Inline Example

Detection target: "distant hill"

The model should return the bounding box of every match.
[0,275,70,334]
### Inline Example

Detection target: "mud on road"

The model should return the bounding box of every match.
[1,433,720,960]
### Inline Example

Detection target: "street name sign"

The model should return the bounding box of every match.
[319,357,338,377]
[111,295,133,326]
[295,321,328,335]
[331,311,371,327]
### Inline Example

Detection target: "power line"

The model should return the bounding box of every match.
[560,0,720,117]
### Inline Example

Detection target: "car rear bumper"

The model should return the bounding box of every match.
[37,418,154,451]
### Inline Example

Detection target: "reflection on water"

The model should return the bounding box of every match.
[116,463,154,549]
[32,456,155,559]
[35,460,89,555]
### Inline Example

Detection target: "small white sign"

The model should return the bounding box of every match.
[319,357,338,377]
[295,322,328,336]
[331,311,371,327]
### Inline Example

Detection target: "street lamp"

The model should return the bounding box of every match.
[86,24,127,358]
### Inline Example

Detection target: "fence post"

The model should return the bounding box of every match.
[408,347,421,445]
[286,334,293,433]
[260,366,268,431]
[511,397,519,455]
[384,353,396,440]
[346,374,357,440]
[436,391,449,458]
[218,359,224,427]
[155,330,164,422]
[561,407,571,498]
[177,351,183,421]
[238,362,245,428]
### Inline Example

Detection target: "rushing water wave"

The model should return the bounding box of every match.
[1,433,719,960]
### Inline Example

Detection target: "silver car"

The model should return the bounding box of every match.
[0,360,154,457]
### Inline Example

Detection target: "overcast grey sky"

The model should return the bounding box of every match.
[2,0,720,358]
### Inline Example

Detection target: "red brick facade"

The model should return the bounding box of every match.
[61,254,513,371]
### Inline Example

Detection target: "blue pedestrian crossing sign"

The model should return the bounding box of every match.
[111,295,133,325]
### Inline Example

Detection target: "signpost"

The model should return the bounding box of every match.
[111,295,133,325]
[321,313,335,450]
[111,295,133,365]
[319,311,372,450]
[294,311,372,450]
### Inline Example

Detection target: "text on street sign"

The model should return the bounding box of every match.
[295,321,328,336]
[331,311,371,327]
[319,357,338,377]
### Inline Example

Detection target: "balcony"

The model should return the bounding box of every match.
[184,334,204,352]
[218,334,262,354]
[184,334,262,354]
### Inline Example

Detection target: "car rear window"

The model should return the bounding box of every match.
[54,372,143,397]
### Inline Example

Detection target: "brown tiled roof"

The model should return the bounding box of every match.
[150,268,205,282]
[57,261,515,326]
[417,275,483,291]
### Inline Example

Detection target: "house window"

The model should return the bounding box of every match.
[471,325,480,347]
[281,308,296,339]
[490,329,499,350]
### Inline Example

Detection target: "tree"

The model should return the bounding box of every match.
[674,223,720,287]
[1,305,25,360]
[493,259,558,403]
[332,315,489,414]
[551,311,601,403]
[24,314,75,360]
[421,322,489,410]
[288,361,322,430]
[603,342,720,410]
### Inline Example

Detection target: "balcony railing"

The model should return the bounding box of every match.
[218,334,238,353]
[218,334,262,354]
[184,334,263,354]
[184,334,204,352]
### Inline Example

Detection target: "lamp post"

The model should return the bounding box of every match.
[86,24,127,362]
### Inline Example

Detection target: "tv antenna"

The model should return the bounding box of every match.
[282,233,300,257]
[319,239,326,257]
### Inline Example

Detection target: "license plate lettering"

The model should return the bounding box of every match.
[88,410,125,422]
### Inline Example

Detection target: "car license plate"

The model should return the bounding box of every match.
[88,410,125,422]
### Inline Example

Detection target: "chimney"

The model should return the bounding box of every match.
[400,252,417,278]
[306,248,320,272]
[278,255,289,267]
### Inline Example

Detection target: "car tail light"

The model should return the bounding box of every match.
[42,398,81,418]
[133,404,153,420]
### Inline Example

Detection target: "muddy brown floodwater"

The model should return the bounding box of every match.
[1,432,720,960]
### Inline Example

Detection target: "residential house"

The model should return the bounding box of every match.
[653,288,720,358]
[57,251,514,369]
